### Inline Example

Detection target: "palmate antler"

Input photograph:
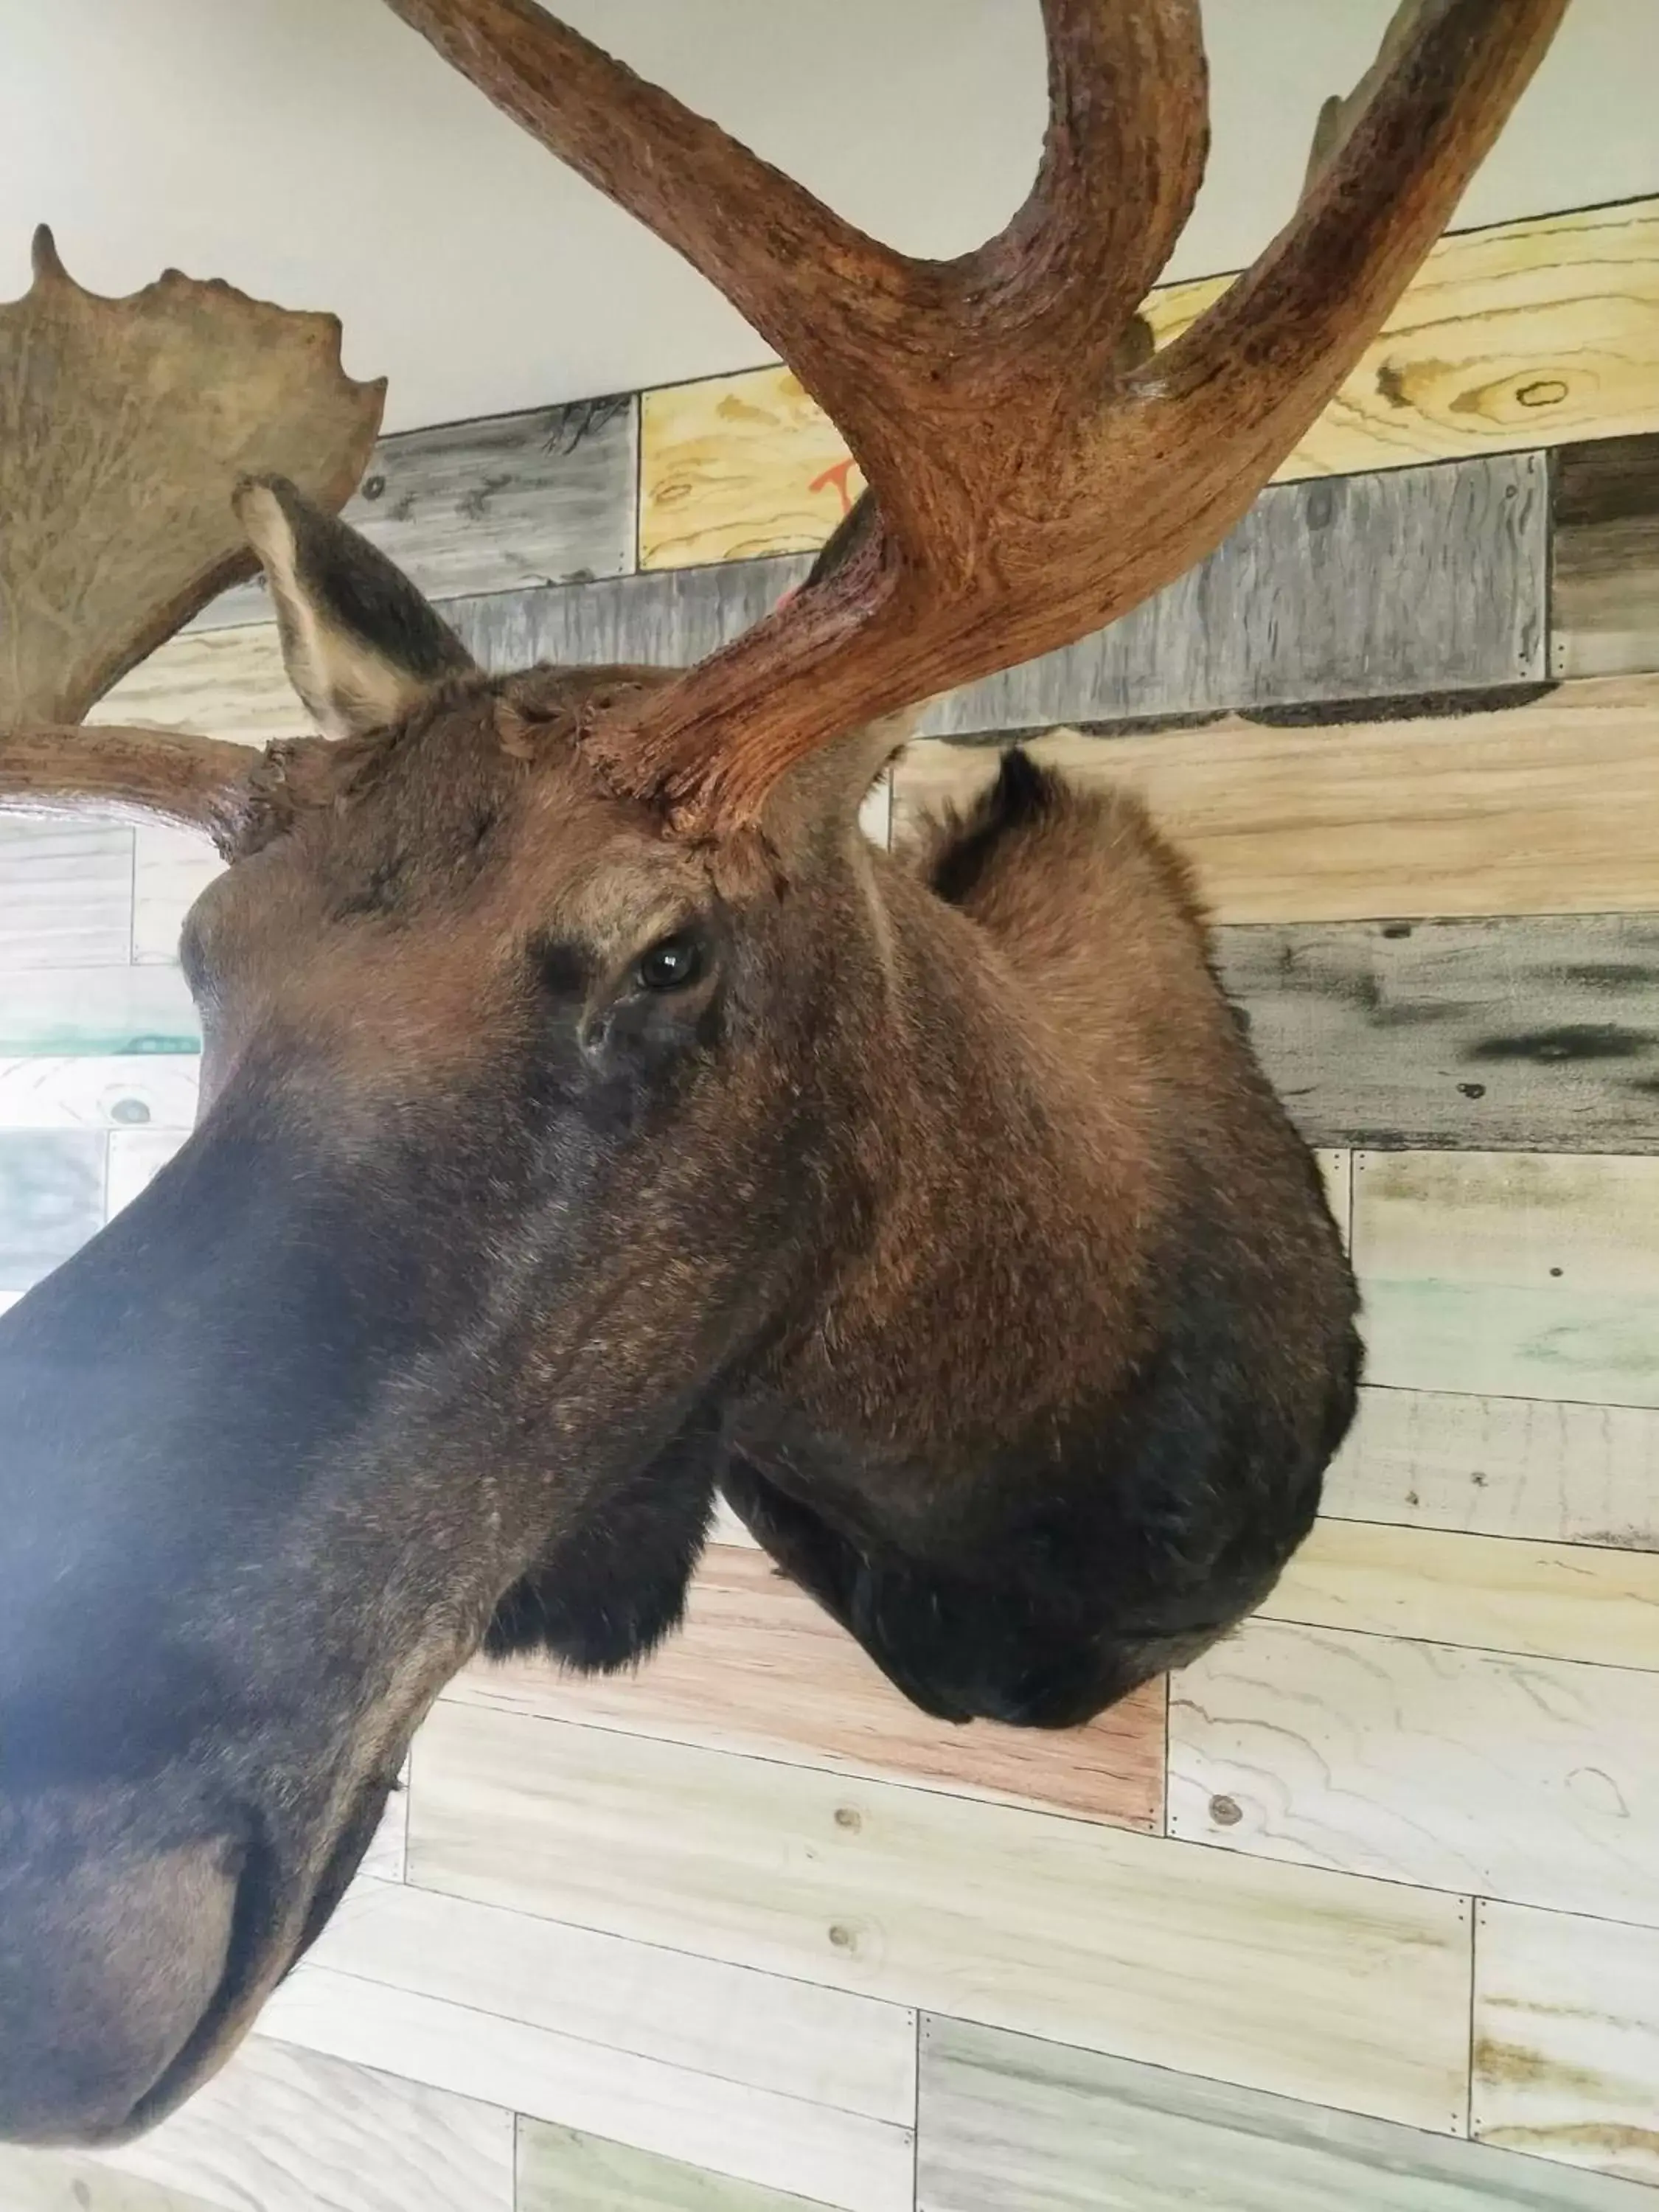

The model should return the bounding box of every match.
[383,0,1568,835]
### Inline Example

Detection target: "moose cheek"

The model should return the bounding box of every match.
[577,992,711,1085]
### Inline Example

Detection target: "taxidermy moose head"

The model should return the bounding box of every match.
[0,0,1565,2149]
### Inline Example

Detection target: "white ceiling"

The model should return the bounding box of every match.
[1,0,1653,434]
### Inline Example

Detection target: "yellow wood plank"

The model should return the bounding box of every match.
[1169,1619,1659,1923]
[1353,1151,1659,1408]
[1475,1899,1659,2188]
[889,678,1659,924]
[406,1703,1474,2135]
[1263,1520,1659,1669]
[640,200,1659,568]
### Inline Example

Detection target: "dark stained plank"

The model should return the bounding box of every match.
[453,551,801,672]
[0,1130,105,1291]
[917,2014,1655,2211]
[1217,914,1659,1152]
[1552,431,1659,679]
[195,395,638,629]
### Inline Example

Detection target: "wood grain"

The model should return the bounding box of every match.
[0,1055,198,1132]
[917,2013,1652,2212]
[1217,914,1659,1154]
[0,2152,227,2212]
[0,965,196,1057]
[1168,1618,1659,1921]
[1324,1388,1659,1551]
[132,823,223,967]
[1353,1150,1659,1408]
[0,818,132,970]
[640,200,1659,569]
[197,396,638,630]
[1262,1519,1659,1668]
[100,2035,514,2212]
[891,679,1659,924]
[1552,432,1659,680]
[1475,1900,1659,2187]
[446,1542,1164,1831]
[91,619,300,745]
[518,2121,837,2212]
[406,1703,1475,2133]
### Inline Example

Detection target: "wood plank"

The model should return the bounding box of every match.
[133,824,223,967]
[1168,1618,1659,1921]
[100,2035,514,2212]
[406,1703,1474,2133]
[891,679,1659,923]
[0,2151,228,2212]
[106,1130,187,1220]
[519,2122,837,2212]
[0,1130,105,1291]
[1324,1388,1659,1551]
[91,621,300,745]
[1318,1149,1352,1246]
[447,1542,1164,1832]
[0,1056,198,1132]
[1217,915,1659,1154]
[1353,1151,1659,1408]
[1262,1520,1659,1669]
[261,1966,911,2212]
[917,2013,1652,2212]
[1475,1900,1659,2188]
[1552,432,1659,680]
[0,818,132,969]
[0,967,197,1057]
[197,395,638,630]
[301,1877,916,2127]
[640,200,1659,568]
[451,552,801,674]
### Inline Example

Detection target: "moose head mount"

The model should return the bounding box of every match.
[0,0,1565,2152]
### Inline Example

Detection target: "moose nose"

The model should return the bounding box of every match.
[0,1804,241,2145]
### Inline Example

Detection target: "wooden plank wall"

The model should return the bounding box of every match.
[4,192,1659,2210]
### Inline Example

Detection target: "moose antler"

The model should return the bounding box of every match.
[0,228,383,834]
[386,0,1566,835]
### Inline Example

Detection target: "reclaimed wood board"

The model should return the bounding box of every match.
[0,1130,105,1290]
[640,200,1659,568]
[196,395,639,629]
[917,2013,1653,2212]
[890,680,1659,924]
[1168,1619,1659,1922]
[518,2121,839,2212]
[1262,1519,1659,1669]
[1216,914,1659,1154]
[0,2152,229,2212]
[132,824,223,967]
[1324,1388,1659,1551]
[1475,1901,1659,2188]
[1353,1150,1659,1408]
[91,620,299,745]
[1552,432,1659,680]
[445,1542,1164,1832]
[0,965,197,1060]
[406,1703,1475,2133]
[0,819,132,970]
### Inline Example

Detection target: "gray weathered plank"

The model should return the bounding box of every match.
[0,967,198,1057]
[1217,914,1659,1154]
[0,818,133,969]
[518,2121,834,2212]
[451,552,802,673]
[0,2149,227,2212]
[1552,432,1659,680]
[0,1130,105,1290]
[917,2014,1655,2212]
[195,395,639,629]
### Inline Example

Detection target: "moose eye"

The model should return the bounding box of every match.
[634,932,703,992]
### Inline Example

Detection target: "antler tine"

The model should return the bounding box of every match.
[0,725,261,848]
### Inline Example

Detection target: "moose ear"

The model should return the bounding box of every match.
[233,474,476,740]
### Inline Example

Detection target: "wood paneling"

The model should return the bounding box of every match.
[0,1055,197,1132]
[640,200,1659,568]
[0,2152,228,2212]
[1475,1901,1659,2188]
[1168,1619,1659,1921]
[133,824,223,967]
[1324,1388,1659,1551]
[1552,432,1659,680]
[917,2014,1652,2212]
[891,680,1659,925]
[198,396,638,630]
[0,1130,105,1290]
[451,552,800,676]
[518,2121,836,2212]
[1354,1151,1659,1408]
[101,2036,514,2212]
[1262,1520,1659,1668]
[407,1703,1474,2133]
[92,621,299,745]
[0,819,132,970]
[0,965,197,1057]
[448,1542,1164,1832]
[1217,914,1659,1154]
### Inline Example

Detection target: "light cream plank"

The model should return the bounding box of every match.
[1169,1619,1659,1922]
[260,1966,911,2212]
[0,818,132,969]
[133,824,224,967]
[0,966,197,1057]
[1262,1520,1659,1669]
[519,2120,834,2212]
[106,1129,188,1220]
[1324,1388,1659,1551]
[1318,1150,1352,1247]
[303,1877,914,2126]
[0,2151,226,2212]
[1475,1900,1659,2188]
[890,678,1659,925]
[100,2034,513,2212]
[919,2013,1655,2212]
[1353,1152,1659,1409]
[359,1777,408,1884]
[90,622,299,745]
[0,1056,198,1133]
[407,1703,1472,2135]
